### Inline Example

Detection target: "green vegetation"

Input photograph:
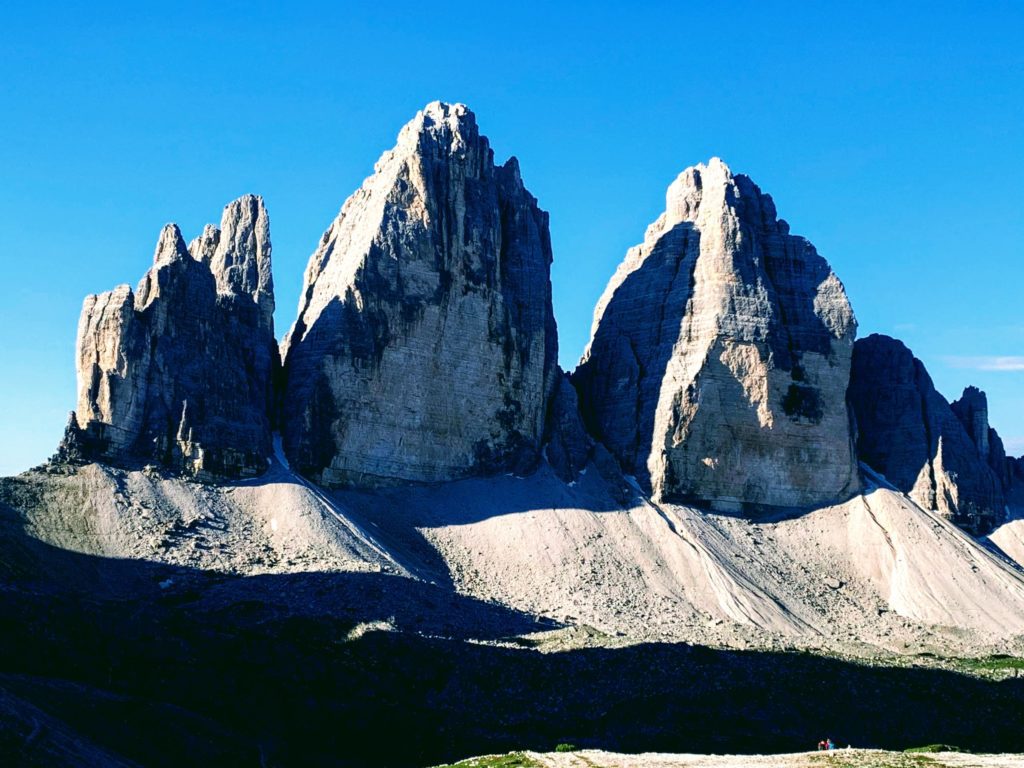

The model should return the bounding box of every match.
[904,744,964,753]
[956,654,1024,673]
[437,754,541,768]
[554,742,577,752]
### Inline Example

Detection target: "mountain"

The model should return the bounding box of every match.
[4,102,1024,766]
[848,334,1008,534]
[951,385,1014,489]
[573,158,860,511]
[59,195,278,479]
[280,102,559,487]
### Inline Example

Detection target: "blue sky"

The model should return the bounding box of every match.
[1,2,1022,475]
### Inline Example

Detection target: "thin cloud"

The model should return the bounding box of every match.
[1003,436,1024,455]
[942,356,1024,372]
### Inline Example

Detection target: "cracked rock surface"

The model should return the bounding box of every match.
[574,158,859,512]
[65,195,278,479]
[849,334,1005,534]
[281,102,558,487]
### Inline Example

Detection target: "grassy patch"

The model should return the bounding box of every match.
[437,753,542,768]
[956,655,1024,673]
[904,745,958,753]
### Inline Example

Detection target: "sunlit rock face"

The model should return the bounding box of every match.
[573,159,860,512]
[281,102,558,487]
[849,334,1005,534]
[64,195,278,478]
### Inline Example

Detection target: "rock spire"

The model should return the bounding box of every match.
[281,102,559,486]
[573,159,860,511]
[65,196,278,478]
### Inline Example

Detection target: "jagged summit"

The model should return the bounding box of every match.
[574,159,860,512]
[849,334,1009,534]
[150,222,188,265]
[208,194,275,325]
[952,385,1012,489]
[43,106,1022,532]
[280,101,558,487]
[63,195,279,479]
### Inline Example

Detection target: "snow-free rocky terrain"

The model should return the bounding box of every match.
[440,749,1024,768]
[5,102,1024,766]
[7,455,1024,657]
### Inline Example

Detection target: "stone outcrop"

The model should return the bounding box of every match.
[951,386,1013,490]
[544,372,591,483]
[573,159,860,511]
[64,195,278,478]
[848,334,1005,534]
[281,102,558,486]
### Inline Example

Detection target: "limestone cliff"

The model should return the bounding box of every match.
[573,159,860,511]
[848,334,1005,534]
[64,195,278,478]
[281,102,558,486]
[951,386,1014,490]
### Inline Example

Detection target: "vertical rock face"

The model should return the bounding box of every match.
[544,372,591,483]
[848,334,1005,534]
[573,159,860,511]
[67,195,277,478]
[1012,458,1024,487]
[281,102,558,486]
[951,386,1013,489]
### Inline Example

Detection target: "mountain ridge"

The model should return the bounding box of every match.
[6,103,1019,656]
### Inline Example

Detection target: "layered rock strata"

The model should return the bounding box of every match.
[64,195,278,478]
[573,159,860,511]
[848,334,1005,533]
[281,102,558,486]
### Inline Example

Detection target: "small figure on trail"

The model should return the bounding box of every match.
[827,738,835,752]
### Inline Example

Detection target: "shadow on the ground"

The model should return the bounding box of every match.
[2,501,1024,768]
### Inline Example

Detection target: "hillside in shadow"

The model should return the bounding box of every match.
[2,501,1024,767]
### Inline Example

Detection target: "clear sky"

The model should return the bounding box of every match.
[1,2,1022,475]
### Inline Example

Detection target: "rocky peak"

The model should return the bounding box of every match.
[209,194,275,327]
[188,223,220,265]
[950,385,1014,489]
[63,196,279,479]
[574,159,860,512]
[184,195,274,329]
[848,334,1005,534]
[951,386,991,458]
[136,225,190,309]
[281,102,558,486]
[153,223,189,265]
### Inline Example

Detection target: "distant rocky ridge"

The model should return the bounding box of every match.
[51,103,1020,532]
[848,334,1011,534]
[573,159,860,511]
[952,385,1013,490]
[61,195,278,479]
[280,102,558,487]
